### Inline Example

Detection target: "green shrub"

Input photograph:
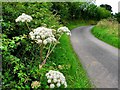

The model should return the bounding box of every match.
[2,2,61,37]
[2,2,93,89]
[2,2,62,89]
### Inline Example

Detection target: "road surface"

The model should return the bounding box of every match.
[70,26,119,88]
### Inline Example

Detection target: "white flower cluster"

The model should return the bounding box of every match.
[31,81,41,89]
[15,13,32,22]
[57,26,71,36]
[45,70,67,88]
[29,27,57,45]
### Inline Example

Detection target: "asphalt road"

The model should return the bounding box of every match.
[70,26,119,88]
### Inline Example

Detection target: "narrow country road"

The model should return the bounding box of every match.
[70,26,119,88]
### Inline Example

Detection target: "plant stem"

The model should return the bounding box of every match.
[40,43,43,61]
[47,43,52,55]
[25,22,31,31]
[39,35,62,69]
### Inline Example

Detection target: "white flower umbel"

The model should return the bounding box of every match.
[29,27,57,45]
[45,70,67,88]
[31,81,41,89]
[50,84,55,88]
[57,26,71,36]
[15,13,32,22]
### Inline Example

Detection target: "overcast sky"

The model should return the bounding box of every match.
[95,0,119,14]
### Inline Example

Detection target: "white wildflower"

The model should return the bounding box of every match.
[36,36,40,39]
[66,32,71,36]
[36,40,42,44]
[57,26,71,36]
[45,73,49,77]
[57,79,60,83]
[41,35,45,39]
[29,27,57,45]
[53,78,57,83]
[45,70,67,88]
[31,81,40,89]
[48,79,51,83]
[50,84,55,88]
[15,13,32,22]
[43,40,47,45]
[56,83,61,87]
[31,36,35,40]
[61,80,65,84]
[29,32,34,36]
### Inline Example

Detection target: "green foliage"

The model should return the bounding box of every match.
[100,4,112,12]
[96,7,111,20]
[52,2,70,21]
[2,2,62,89]
[51,2,111,21]
[2,2,61,37]
[91,19,120,48]
[2,2,93,89]
[114,12,120,23]
[66,20,97,30]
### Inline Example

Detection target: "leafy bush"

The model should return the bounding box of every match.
[2,2,93,89]
[2,2,61,37]
[2,2,63,89]
[96,7,111,20]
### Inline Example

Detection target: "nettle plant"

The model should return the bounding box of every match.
[15,13,71,88]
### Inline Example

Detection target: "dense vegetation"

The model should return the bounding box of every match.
[92,18,120,48]
[2,2,62,89]
[2,1,119,89]
[2,2,94,89]
[114,12,120,23]
[52,2,111,22]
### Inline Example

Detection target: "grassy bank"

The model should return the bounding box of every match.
[48,20,94,88]
[91,19,120,48]
[49,35,93,88]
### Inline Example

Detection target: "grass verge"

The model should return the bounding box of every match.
[91,19,120,49]
[48,20,94,88]
[66,20,97,30]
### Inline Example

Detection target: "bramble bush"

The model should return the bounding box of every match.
[2,2,97,89]
[2,2,71,89]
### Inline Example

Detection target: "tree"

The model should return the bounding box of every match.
[114,12,120,23]
[100,4,112,12]
[97,7,111,20]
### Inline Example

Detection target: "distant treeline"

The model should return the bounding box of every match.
[51,2,120,23]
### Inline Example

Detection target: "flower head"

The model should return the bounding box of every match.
[56,83,61,87]
[50,84,55,88]
[29,27,57,45]
[45,70,67,88]
[31,81,40,89]
[57,26,71,36]
[15,13,32,22]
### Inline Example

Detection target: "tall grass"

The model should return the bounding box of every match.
[92,18,120,48]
